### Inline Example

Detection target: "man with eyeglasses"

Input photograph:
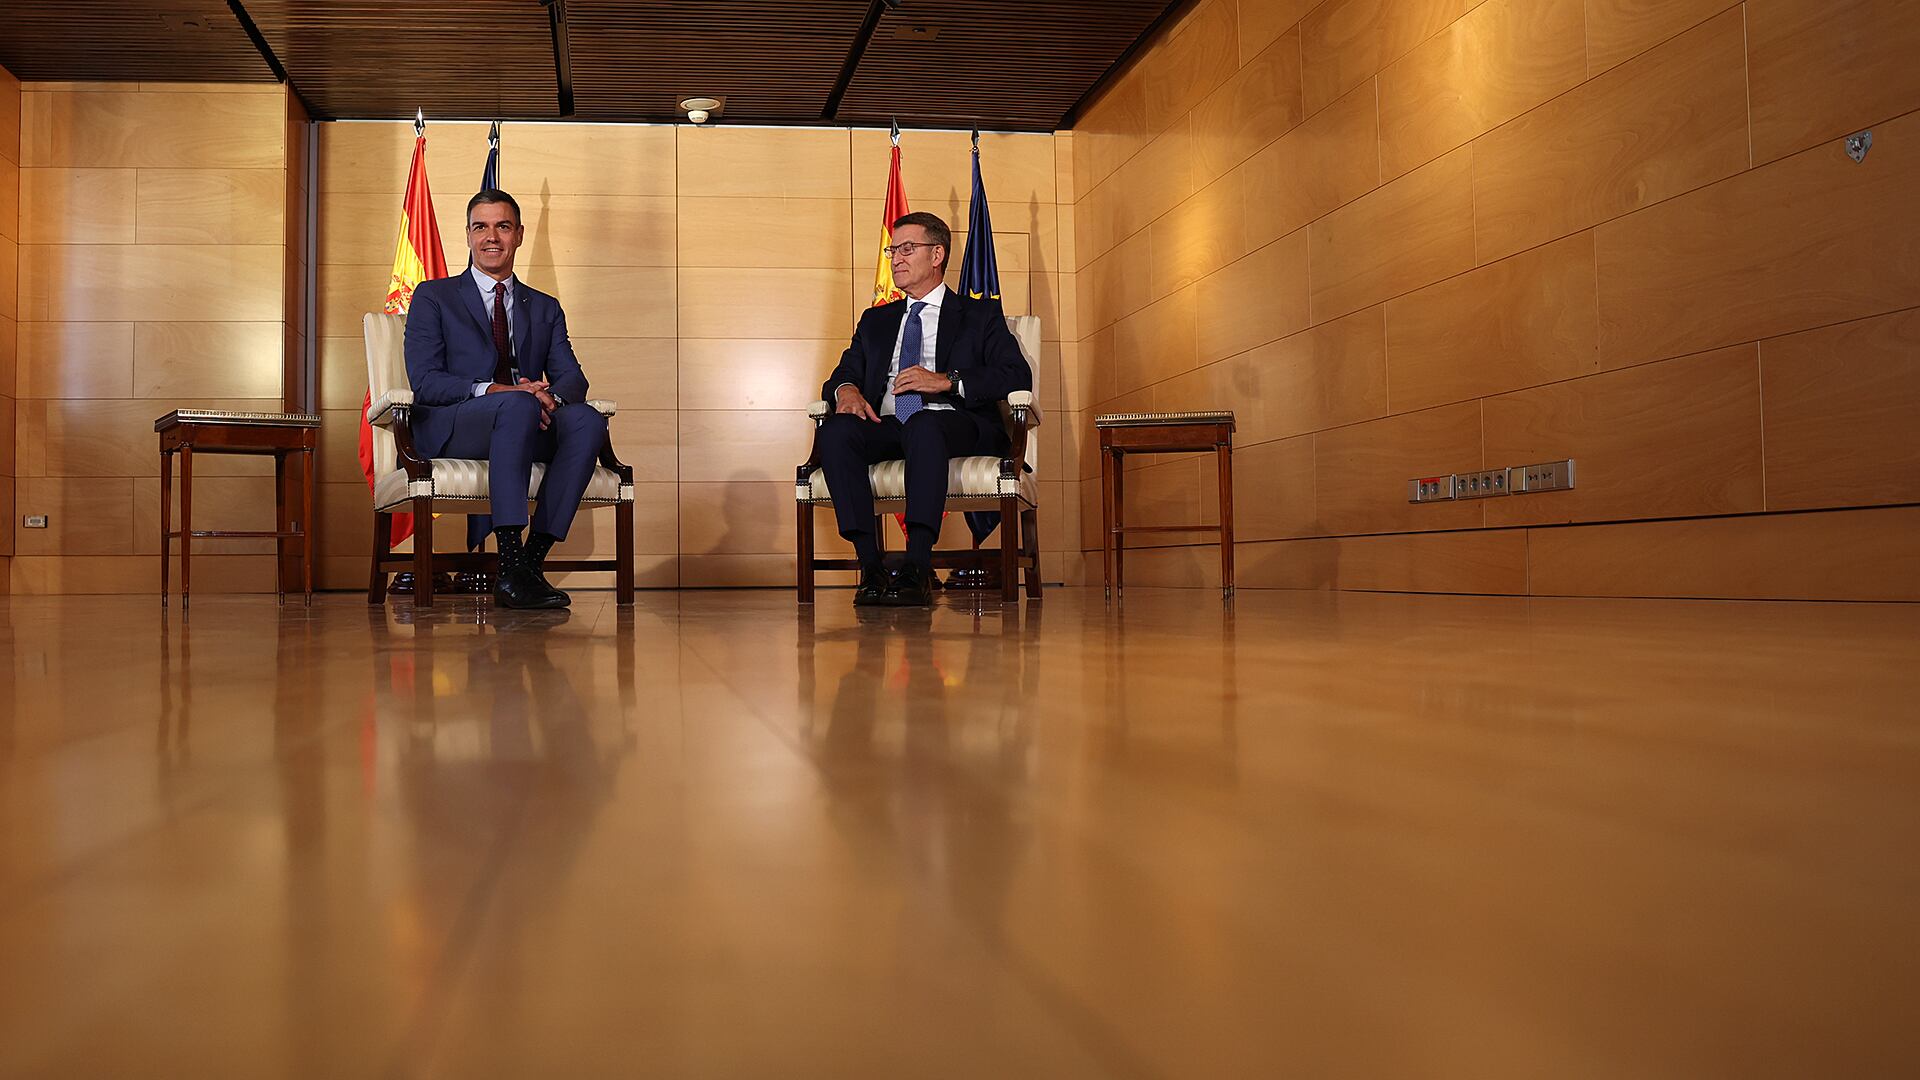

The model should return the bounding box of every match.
[816,212,1034,606]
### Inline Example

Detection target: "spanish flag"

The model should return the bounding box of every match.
[358,127,449,547]
[870,125,910,307]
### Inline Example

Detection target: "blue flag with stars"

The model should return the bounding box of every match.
[958,142,1005,545]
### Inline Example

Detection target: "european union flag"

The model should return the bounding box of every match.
[958,142,1004,544]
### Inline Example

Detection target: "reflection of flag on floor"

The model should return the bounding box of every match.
[959,137,1004,544]
[871,123,910,307]
[359,119,449,548]
[468,122,503,551]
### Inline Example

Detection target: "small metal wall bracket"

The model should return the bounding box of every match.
[1846,130,1873,163]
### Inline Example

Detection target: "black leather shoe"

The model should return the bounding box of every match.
[883,563,934,607]
[494,566,569,610]
[853,564,892,607]
[529,567,571,607]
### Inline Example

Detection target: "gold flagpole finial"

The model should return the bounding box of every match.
[413,108,425,137]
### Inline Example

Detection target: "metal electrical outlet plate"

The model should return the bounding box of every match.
[1408,475,1455,503]
[23,515,49,529]
[1454,468,1510,499]
[1510,459,1576,493]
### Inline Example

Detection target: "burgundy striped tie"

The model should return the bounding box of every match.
[490,281,513,386]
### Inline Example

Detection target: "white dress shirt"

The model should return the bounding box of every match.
[470,265,517,398]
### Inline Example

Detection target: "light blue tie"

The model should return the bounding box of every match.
[893,300,929,423]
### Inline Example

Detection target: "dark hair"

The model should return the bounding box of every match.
[892,211,950,271]
[467,188,521,224]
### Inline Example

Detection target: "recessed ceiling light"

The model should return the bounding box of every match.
[678,96,723,124]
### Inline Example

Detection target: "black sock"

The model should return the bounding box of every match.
[849,531,881,572]
[494,526,526,574]
[905,523,937,571]
[524,531,559,570]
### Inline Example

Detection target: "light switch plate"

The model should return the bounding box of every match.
[1510,460,1576,493]
[24,515,49,529]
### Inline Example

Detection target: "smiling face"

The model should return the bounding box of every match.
[467,200,524,279]
[888,223,946,299]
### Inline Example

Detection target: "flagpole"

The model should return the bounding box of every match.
[414,108,424,138]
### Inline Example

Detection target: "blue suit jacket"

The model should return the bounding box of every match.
[403,273,590,458]
[820,290,1033,447]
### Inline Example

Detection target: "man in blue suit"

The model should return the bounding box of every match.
[817,212,1033,607]
[403,189,606,610]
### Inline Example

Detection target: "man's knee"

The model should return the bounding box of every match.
[555,402,607,439]
[817,413,865,458]
[493,390,543,430]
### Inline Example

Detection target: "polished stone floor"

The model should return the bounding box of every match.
[1,587,1917,1078]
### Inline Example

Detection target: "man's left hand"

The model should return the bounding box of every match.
[518,378,558,429]
[892,367,952,396]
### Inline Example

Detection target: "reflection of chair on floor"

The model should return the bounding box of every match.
[794,315,1046,605]
[359,311,639,608]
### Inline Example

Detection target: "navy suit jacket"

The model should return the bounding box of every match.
[820,290,1033,447]
[403,273,590,458]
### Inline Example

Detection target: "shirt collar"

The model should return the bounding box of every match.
[904,282,947,311]
[471,265,516,297]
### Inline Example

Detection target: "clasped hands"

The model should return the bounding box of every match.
[488,377,558,429]
[835,367,953,422]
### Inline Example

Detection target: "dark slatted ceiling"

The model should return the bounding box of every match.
[0,0,1185,131]
[840,1,1173,130]
[0,1,269,82]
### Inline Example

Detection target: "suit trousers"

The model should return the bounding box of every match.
[432,392,608,540]
[817,410,998,544]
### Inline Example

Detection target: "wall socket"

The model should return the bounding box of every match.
[23,515,49,529]
[1408,460,1576,503]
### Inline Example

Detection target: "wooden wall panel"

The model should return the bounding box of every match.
[1482,344,1764,527]
[679,340,839,411]
[1194,229,1309,366]
[504,125,677,197]
[1308,147,1474,322]
[1241,79,1379,251]
[1472,9,1750,264]
[15,321,133,398]
[1299,0,1485,115]
[678,127,849,199]
[18,398,280,478]
[1526,508,1920,601]
[1239,0,1315,66]
[677,268,849,339]
[21,89,283,168]
[515,195,677,268]
[1583,0,1738,74]
[18,167,133,243]
[1110,116,1197,244]
[1594,110,1920,368]
[1376,0,1585,182]
[1191,26,1304,183]
[1243,306,1387,443]
[1232,434,1318,542]
[1385,232,1599,412]
[132,322,283,398]
[18,243,283,322]
[1748,0,1920,165]
[1148,170,1245,302]
[1314,401,1483,535]
[1238,528,1528,593]
[1761,310,1920,512]
[680,197,850,269]
[1112,286,1198,398]
[1140,0,1240,133]
[134,169,285,245]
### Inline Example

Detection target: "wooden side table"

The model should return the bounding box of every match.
[155,410,321,609]
[1095,411,1236,599]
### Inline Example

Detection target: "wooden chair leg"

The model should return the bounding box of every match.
[368,512,391,603]
[999,495,1018,602]
[616,497,636,606]
[1217,441,1235,598]
[796,501,815,605]
[179,446,194,611]
[412,498,435,607]
[1022,507,1042,599]
[160,450,173,607]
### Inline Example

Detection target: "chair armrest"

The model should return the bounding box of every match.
[368,388,415,429]
[807,400,830,421]
[587,398,617,417]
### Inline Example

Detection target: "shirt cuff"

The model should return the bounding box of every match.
[472,381,492,398]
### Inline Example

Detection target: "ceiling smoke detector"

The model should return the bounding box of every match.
[679,96,723,124]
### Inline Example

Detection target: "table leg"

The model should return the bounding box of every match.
[179,446,193,611]
[274,453,288,604]
[1112,453,1126,597]
[302,447,316,605]
[1217,441,1235,599]
[1100,449,1116,601]
[160,450,172,607]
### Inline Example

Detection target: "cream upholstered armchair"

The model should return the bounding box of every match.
[795,314,1043,604]
[361,311,637,607]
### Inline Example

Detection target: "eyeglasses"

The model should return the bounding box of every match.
[884,241,938,258]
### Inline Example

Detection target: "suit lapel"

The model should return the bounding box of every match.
[457,272,490,340]
[933,290,963,373]
[511,279,534,374]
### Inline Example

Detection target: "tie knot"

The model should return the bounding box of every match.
[494,282,506,296]
[909,301,926,315]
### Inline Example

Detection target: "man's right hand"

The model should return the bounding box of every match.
[487,379,554,429]
[834,385,879,422]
